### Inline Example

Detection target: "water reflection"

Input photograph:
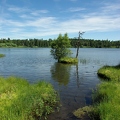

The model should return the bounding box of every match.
[75,64,80,88]
[50,63,71,86]
[50,62,81,88]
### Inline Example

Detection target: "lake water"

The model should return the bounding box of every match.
[0,48,120,120]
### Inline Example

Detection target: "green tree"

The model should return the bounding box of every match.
[50,33,71,62]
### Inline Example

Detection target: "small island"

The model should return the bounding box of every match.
[50,33,78,64]
[0,54,5,58]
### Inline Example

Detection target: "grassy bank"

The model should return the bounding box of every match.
[97,64,120,81]
[73,64,120,120]
[0,54,5,58]
[0,76,59,120]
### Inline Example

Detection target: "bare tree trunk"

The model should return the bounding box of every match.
[76,43,80,58]
[76,31,85,58]
[76,31,80,58]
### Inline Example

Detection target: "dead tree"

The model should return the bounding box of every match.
[76,31,85,58]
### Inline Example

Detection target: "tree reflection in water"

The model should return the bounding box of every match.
[75,64,80,88]
[50,62,71,86]
[51,62,80,87]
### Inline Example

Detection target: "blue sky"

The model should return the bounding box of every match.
[0,0,120,40]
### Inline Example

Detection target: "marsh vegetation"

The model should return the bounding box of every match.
[0,54,5,58]
[0,76,59,120]
[74,64,120,120]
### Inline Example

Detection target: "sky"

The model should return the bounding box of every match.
[0,0,120,40]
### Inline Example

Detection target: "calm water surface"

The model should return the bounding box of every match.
[0,48,120,120]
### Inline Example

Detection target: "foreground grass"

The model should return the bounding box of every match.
[0,76,59,120]
[73,64,120,120]
[0,54,5,58]
[92,81,120,120]
[59,57,78,64]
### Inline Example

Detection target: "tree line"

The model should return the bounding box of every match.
[0,38,120,48]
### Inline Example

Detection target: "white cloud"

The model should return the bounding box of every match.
[0,0,120,39]
[68,7,85,12]
[8,6,29,13]
[30,10,49,16]
[8,6,49,15]
[1,13,120,39]
[26,17,57,28]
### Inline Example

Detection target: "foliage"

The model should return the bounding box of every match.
[59,57,78,64]
[0,76,59,120]
[0,54,5,58]
[73,106,94,119]
[70,38,120,48]
[0,39,51,48]
[50,33,72,62]
[0,38,120,48]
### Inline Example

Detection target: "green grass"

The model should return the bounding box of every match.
[0,76,59,120]
[73,64,120,120]
[92,81,120,120]
[59,57,78,64]
[92,64,120,120]
[97,64,120,82]
[0,54,5,58]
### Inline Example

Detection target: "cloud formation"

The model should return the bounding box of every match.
[0,0,120,40]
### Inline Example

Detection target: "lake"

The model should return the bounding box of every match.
[0,48,120,120]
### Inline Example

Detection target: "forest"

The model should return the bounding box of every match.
[0,38,120,48]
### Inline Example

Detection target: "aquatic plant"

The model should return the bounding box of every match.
[0,54,5,58]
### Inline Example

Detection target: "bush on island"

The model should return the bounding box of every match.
[0,54,5,58]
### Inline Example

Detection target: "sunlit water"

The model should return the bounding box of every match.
[0,48,120,120]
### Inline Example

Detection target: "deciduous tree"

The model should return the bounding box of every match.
[50,33,71,62]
